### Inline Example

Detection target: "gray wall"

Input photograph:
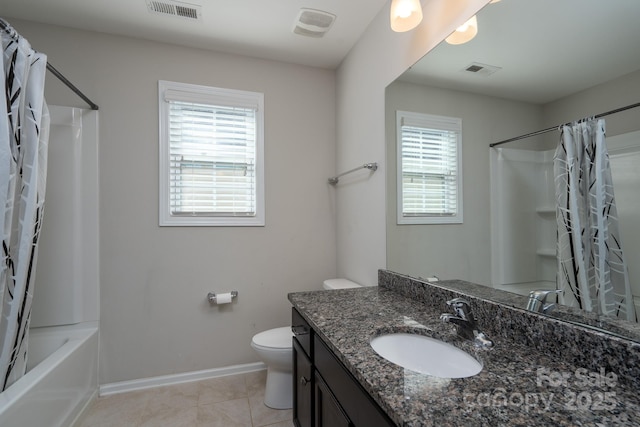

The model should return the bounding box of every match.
[542,69,640,136]
[9,19,337,384]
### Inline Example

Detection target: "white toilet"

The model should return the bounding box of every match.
[250,278,362,409]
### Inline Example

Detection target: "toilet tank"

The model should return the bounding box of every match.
[322,279,362,290]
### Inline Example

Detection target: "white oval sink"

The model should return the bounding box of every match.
[370,333,482,378]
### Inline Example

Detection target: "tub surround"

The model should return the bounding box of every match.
[288,270,640,426]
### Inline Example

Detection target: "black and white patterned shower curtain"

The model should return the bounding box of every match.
[0,20,49,391]
[554,118,636,322]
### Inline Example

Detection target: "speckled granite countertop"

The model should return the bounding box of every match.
[288,274,640,427]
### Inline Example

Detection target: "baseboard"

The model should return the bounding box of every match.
[99,362,267,396]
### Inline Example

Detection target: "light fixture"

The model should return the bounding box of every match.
[489,0,501,3]
[445,15,478,45]
[390,0,423,32]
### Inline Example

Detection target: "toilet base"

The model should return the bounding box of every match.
[263,367,292,409]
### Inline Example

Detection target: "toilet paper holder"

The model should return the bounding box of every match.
[207,290,238,304]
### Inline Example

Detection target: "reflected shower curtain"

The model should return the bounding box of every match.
[0,20,49,391]
[554,118,636,321]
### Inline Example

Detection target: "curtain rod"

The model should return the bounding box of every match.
[45,62,99,110]
[0,20,99,111]
[489,101,640,148]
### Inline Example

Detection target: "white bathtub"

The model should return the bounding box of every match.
[0,322,99,427]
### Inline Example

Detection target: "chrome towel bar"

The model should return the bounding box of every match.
[328,162,378,185]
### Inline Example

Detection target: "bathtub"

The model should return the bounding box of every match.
[0,322,99,427]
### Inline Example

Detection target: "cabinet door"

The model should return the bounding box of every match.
[315,373,352,427]
[293,338,313,427]
[313,335,395,427]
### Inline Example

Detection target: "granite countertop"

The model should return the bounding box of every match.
[288,286,640,427]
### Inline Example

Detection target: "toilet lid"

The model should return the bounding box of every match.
[252,327,293,349]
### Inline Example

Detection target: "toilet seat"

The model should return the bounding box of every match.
[251,326,292,350]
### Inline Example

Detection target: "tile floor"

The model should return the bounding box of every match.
[75,370,294,427]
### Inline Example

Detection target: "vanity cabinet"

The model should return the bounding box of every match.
[291,308,395,427]
[293,338,313,427]
[315,372,351,427]
[292,308,313,427]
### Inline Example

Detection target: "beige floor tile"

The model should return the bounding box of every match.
[76,372,296,427]
[139,405,198,427]
[197,397,253,427]
[260,421,295,427]
[197,374,248,405]
[144,381,200,414]
[248,394,293,427]
[244,370,267,397]
[76,389,151,427]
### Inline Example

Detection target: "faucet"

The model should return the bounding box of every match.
[440,298,493,349]
[526,289,563,314]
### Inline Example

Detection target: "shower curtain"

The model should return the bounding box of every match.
[0,20,50,391]
[554,118,636,321]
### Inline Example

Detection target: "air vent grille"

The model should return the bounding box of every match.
[461,62,501,76]
[293,8,336,38]
[146,0,202,21]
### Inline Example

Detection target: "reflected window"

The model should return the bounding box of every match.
[396,111,463,224]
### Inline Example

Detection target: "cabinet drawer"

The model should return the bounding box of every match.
[292,307,312,356]
[314,335,395,427]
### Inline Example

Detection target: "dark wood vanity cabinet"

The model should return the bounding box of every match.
[293,308,313,427]
[293,338,313,427]
[291,308,396,427]
[315,372,352,427]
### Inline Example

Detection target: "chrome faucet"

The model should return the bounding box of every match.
[526,289,563,314]
[440,298,493,348]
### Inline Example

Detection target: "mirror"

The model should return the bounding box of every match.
[385,0,640,341]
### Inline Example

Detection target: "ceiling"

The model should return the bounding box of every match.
[1,0,389,69]
[399,0,640,104]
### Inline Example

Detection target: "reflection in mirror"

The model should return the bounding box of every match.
[385,0,640,340]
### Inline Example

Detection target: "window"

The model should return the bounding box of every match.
[159,81,264,226]
[396,111,463,224]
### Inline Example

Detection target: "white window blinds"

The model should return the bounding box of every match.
[396,111,463,224]
[159,81,264,226]
[169,100,256,215]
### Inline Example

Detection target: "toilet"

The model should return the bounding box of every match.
[250,278,362,409]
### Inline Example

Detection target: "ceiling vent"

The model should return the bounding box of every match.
[462,62,501,76]
[293,8,336,38]
[146,0,202,21]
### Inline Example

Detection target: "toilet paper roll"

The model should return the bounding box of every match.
[215,292,233,305]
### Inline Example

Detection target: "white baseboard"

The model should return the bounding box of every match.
[99,362,267,396]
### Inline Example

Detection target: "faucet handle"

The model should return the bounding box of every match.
[446,298,474,321]
[527,289,563,312]
[528,289,563,302]
[446,297,470,307]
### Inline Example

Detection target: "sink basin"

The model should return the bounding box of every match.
[370,333,482,378]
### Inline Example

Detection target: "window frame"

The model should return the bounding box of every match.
[396,110,463,225]
[158,80,265,226]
